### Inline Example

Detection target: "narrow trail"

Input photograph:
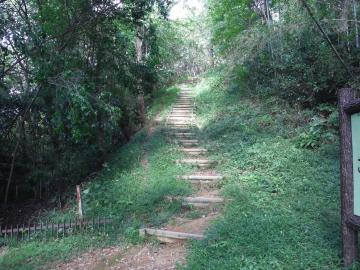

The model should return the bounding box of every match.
[135,82,224,268]
[51,82,225,270]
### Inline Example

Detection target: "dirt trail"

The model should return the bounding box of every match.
[51,83,224,270]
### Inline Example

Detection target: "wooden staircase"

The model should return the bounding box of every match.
[140,85,224,242]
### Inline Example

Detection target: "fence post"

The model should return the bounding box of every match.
[28,221,30,240]
[76,185,83,218]
[16,224,19,242]
[63,219,65,237]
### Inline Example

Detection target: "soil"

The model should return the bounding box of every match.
[50,243,186,270]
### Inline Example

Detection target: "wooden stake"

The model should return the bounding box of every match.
[76,185,83,218]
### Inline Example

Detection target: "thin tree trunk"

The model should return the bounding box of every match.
[136,24,146,126]
[4,130,21,204]
[4,87,40,204]
[353,0,359,48]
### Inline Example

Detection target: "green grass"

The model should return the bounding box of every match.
[0,84,194,270]
[0,234,113,270]
[1,75,348,269]
[184,71,346,269]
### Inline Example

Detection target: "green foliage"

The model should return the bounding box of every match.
[296,104,338,149]
[296,116,337,149]
[0,84,193,269]
[184,71,341,269]
[0,234,111,270]
[0,0,184,205]
[208,0,358,106]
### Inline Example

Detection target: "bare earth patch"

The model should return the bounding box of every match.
[50,247,123,270]
[99,243,186,270]
[50,243,186,270]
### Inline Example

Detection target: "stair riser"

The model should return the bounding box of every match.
[179,143,199,147]
[171,110,193,112]
[182,203,222,208]
[139,229,204,243]
[174,136,196,139]
[180,150,207,154]
[181,176,223,180]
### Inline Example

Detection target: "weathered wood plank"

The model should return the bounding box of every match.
[139,228,204,242]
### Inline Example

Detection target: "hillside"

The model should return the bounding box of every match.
[1,72,343,269]
[1,0,359,269]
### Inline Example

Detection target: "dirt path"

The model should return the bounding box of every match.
[51,83,224,270]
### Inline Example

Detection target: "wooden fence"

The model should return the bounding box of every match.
[0,217,113,241]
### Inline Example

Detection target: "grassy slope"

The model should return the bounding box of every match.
[0,85,193,270]
[184,72,344,269]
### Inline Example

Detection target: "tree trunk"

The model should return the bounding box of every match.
[341,0,352,33]
[136,24,146,126]
[4,130,21,204]
[98,113,106,162]
[353,0,359,48]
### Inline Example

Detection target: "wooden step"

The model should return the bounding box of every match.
[176,159,218,167]
[178,141,199,147]
[177,139,199,144]
[169,116,192,118]
[183,196,224,207]
[174,133,196,138]
[177,159,214,163]
[168,119,192,122]
[169,115,193,118]
[180,148,207,155]
[168,122,193,125]
[168,127,194,131]
[181,175,223,181]
[139,228,204,243]
[169,125,193,128]
[168,121,192,123]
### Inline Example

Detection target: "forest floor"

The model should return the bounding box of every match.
[0,72,349,269]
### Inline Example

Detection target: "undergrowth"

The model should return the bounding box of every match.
[184,71,346,269]
[0,85,193,270]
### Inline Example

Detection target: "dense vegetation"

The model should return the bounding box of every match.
[208,0,359,106]
[1,0,360,268]
[0,85,196,269]
[0,0,210,210]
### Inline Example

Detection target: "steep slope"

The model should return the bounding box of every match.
[184,73,342,269]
